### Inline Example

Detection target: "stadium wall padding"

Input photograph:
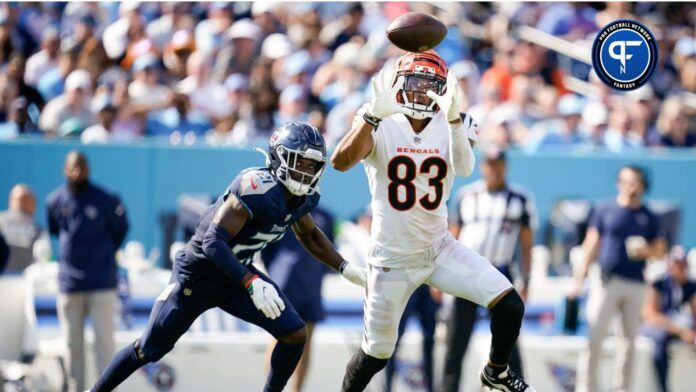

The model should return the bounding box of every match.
[2,140,695,261]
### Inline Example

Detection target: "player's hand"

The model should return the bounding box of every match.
[246,276,285,319]
[340,261,368,287]
[367,66,411,120]
[426,70,461,123]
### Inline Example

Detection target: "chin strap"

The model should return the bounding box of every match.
[254,147,272,167]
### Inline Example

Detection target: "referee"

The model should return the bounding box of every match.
[439,147,536,392]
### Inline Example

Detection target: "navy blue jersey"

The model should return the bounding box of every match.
[177,167,320,285]
[652,277,696,315]
[589,200,661,282]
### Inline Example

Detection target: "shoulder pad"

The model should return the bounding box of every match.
[238,168,277,196]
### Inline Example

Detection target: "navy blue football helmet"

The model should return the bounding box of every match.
[268,122,327,196]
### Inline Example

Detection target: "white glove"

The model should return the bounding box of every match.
[246,276,285,319]
[367,67,411,120]
[340,261,368,287]
[426,70,461,123]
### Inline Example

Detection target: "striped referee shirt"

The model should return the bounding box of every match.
[452,180,537,267]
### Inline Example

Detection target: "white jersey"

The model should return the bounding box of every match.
[361,106,456,267]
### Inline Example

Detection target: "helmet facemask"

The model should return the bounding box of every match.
[273,145,326,196]
[397,74,444,120]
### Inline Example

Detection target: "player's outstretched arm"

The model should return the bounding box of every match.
[292,213,367,287]
[330,118,375,172]
[331,68,408,172]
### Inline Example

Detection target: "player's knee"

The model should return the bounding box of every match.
[277,326,308,345]
[137,338,173,363]
[363,341,396,359]
[490,289,524,321]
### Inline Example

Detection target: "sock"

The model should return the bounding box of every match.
[488,290,524,366]
[484,363,508,378]
[92,341,146,392]
[264,341,305,392]
[342,349,389,392]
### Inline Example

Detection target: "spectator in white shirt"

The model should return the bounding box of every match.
[39,69,95,135]
[24,27,60,87]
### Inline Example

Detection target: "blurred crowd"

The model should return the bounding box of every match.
[0,2,694,150]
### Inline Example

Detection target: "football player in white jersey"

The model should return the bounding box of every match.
[331,50,534,392]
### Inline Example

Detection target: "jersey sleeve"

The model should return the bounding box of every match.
[644,209,661,241]
[588,203,604,233]
[229,169,278,219]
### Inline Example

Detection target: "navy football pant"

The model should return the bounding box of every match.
[92,268,305,391]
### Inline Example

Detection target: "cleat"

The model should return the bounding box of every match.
[480,366,535,392]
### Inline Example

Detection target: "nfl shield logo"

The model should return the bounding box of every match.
[414,136,421,144]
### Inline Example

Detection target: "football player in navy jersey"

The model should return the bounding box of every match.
[90,122,367,392]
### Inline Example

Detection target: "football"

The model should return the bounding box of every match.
[386,12,447,52]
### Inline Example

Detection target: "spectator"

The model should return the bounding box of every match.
[102,2,145,61]
[0,184,45,273]
[626,86,659,145]
[194,2,233,55]
[580,101,609,147]
[0,97,40,138]
[0,73,19,122]
[213,18,263,80]
[146,3,192,51]
[651,96,695,147]
[440,148,536,392]
[604,102,644,152]
[46,151,129,392]
[146,92,210,137]
[81,95,117,144]
[320,2,365,51]
[37,43,80,101]
[527,94,585,149]
[642,246,696,392]
[450,59,480,109]
[278,84,309,124]
[127,54,172,109]
[177,50,227,121]
[5,53,45,112]
[39,69,95,135]
[228,81,278,145]
[162,29,196,81]
[261,206,335,392]
[24,27,60,87]
[571,165,667,392]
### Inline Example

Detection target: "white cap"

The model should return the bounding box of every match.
[119,1,140,15]
[626,84,655,102]
[261,33,294,60]
[450,60,479,80]
[333,42,362,67]
[582,101,608,126]
[228,19,262,41]
[65,69,92,92]
[252,1,279,17]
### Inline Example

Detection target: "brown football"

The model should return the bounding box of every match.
[386,12,447,53]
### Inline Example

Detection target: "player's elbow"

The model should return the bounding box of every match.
[201,226,221,259]
[330,151,351,172]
